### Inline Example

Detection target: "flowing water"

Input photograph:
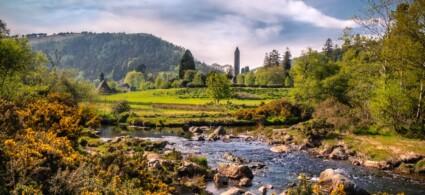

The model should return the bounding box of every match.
[100,126,425,195]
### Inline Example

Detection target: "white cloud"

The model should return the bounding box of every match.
[1,0,359,68]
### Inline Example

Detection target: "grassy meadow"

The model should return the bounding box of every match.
[93,87,289,126]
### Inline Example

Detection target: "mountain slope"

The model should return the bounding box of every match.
[29,32,210,80]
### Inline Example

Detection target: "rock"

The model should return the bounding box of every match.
[258,186,267,195]
[199,126,210,132]
[249,162,266,170]
[415,159,425,174]
[148,159,161,169]
[189,126,203,134]
[207,132,220,141]
[192,135,205,141]
[395,163,414,174]
[238,177,252,187]
[270,145,291,153]
[351,159,362,166]
[213,173,229,187]
[223,152,245,164]
[221,187,246,195]
[217,164,254,180]
[363,160,390,169]
[399,154,423,164]
[144,152,161,161]
[283,134,294,142]
[177,161,206,177]
[329,147,348,160]
[319,169,369,195]
[214,126,226,135]
[258,184,273,195]
[243,192,255,195]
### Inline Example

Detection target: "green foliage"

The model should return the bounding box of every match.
[291,48,339,106]
[255,66,286,86]
[112,100,131,114]
[124,70,144,90]
[187,155,208,168]
[191,72,205,86]
[183,69,197,82]
[236,99,308,124]
[0,38,43,99]
[244,72,256,86]
[236,74,245,85]
[30,33,212,80]
[206,72,231,104]
[179,49,196,79]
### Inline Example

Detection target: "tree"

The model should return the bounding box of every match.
[244,72,256,86]
[206,72,231,104]
[236,74,245,85]
[124,71,144,90]
[323,38,334,59]
[0,38,37,98]
[372,0,425,134]
[0,19,9,38]
[135,64,147,73]
[183,70,197,82]
[179,50,196,79]
[191,72,205,86]
[282,47,292,73]
[255,66,285,86]
[268,49,281,67]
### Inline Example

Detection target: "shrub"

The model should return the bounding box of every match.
[187,155,208,168]
[112,101,131,114]
[235,99,309,124]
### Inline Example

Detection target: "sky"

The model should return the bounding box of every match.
[0,0,367,68]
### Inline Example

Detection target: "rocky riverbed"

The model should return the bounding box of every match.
[100,126,425,195]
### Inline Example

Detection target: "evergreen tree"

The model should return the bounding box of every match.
[282,47,292,72]
[179,50,196,79]
[323,38,334,59]
[268,49,281,67]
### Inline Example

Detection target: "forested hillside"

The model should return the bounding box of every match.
[29,33,211,80]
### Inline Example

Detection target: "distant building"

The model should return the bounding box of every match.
[96,72,114,94]
[233,47,240,83]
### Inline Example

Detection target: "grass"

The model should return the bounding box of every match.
[98,88,286,106]
[92,88,289,126]
[323,134,425,161]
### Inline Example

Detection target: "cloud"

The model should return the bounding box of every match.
[0,0,361,68]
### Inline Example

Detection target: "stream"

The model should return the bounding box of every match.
[100,126,425,195]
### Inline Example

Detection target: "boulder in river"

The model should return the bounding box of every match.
[214,126,226,135]
[223,152,245,164]
[189,126,203,134]
[363,160,390,170]
[218,164,254,180]
[270,145,291,153]
[319,169,369,195]
[238,177,252,187]
[177,161,206,177]
[329,146,348,160]
[221,187,246,195]
[213,173,229,187]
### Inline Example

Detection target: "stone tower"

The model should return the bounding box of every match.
[234,47,240,82]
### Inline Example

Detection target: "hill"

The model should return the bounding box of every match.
[29,32,211,80]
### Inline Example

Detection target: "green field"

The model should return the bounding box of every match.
[94,88,289,126]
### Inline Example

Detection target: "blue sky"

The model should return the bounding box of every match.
[0,0,367,67]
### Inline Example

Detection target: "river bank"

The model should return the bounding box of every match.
[88,125,425,194]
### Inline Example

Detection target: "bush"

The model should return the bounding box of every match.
[235,99,309,124]
[112,101,131,114]
[187,155,208,168]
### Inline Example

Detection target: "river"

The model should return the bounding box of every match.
[100,126,425,195]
